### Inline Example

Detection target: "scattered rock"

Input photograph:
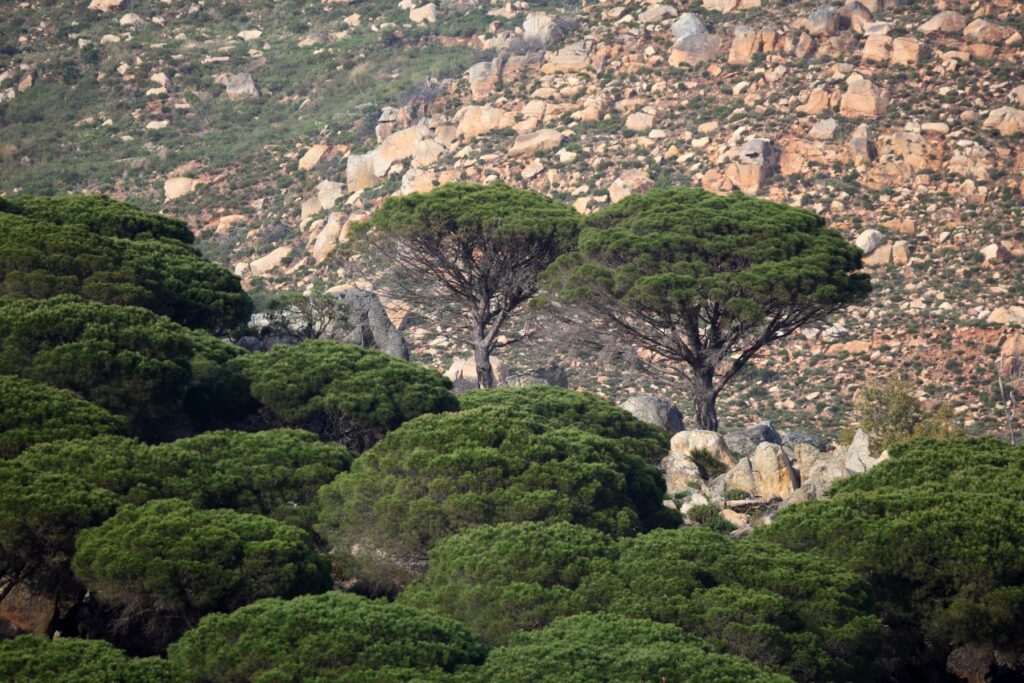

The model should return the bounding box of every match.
[608,169,653,203]
[88,0,124,11]
[919,11,966,35]
[214,73,259,100]
[164,176,198,201]
[840,78,888,118]
[509,128,562,157]
[982,107,1024,137]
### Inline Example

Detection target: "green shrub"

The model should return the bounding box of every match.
[689,447,728,479]
[318,405,679,589]
[458,386,669,464]
[479,613,792,683]
[0,375,125,459]
[0,636,175,683]
[0,460,118,595]
[19,429,351,531]
[72,499,330,644]
[168,591,487,683]
[762,438,1024,672]
[587,529,883,682]
[0,295,242,435]
[233,339,457,450]
[401,522,617,645]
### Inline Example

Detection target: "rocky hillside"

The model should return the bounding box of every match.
[2,0,1023,435]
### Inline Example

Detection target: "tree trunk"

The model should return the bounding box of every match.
[692,366,719,432]
[473,342,495,389]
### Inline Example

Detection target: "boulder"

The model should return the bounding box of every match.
[855,228,885,255]
[671,13,706,40]
[0,583,57,636]
[963,19,1013,44]
[669,430,735,467]
[669,32,723,66]
[608,169,653,203]
[842,428,884,474]
[725,138,777,194]
[618,395,685,433]
[247,246,292,277]
[88,0,124,11]
[802,6,842,36]
[728,25,762,65]
[457,105,515,139]
[509,128,562,157]
[625,111,654,132]
[409,4,437,24]
[782,429,830,452]
[215,72,259,100]
[346,153,378,193]
[468,59,500,100]
[809,118,838,140]
[505,364,569,388]
[445,357,508,392]
[341,288,411,360]
[861,34,891,62]
[713,442,798,499]
[891,37,920,65]
[523,12,565,47]
[298,144,329,171]
[723,422,782,457]
[982,107,1024,137]
[918,11,966,35]
[839,78,887,118]
[164,176,199,201]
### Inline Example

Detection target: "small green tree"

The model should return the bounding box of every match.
[0,636,175,683]
[848,379,960,453]
[72,499,331,646]
[0,461,118,599]
[168,592,487,683]
[260,281,351,342]
[318,404,679,590]
[480,613,792,683]
[20,430,351,531]
[351,183,581,388]
[233,339,456,450]
[0,376,125,459]
[401,522,617,645]
[542,188,871,430]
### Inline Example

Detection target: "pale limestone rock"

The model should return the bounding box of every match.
[862,34,891,62]
[809,118,838,140]
[919,11,966,35]
[347,153,378,193]
[891,37,920,65]
[963,19,1014,44]
[625,111,654,132]
[856,228,885,255]
[670,430,735,464]
[521,159,544,180]
[409,4,437,24]
[840,79,887,118]
[983,107,1024,137]
[669,32,723,66]
[88,0,124,11]
[445,357,508,392]
[988,306,1024,325]
[467,60,500,100]
[608,169,653,203]
[671,13,706,40]
[457,105,515,139]
[215,73,259,100]
[509,128,562,157]
[164,177,198,200]
[523,12,564,47]
[298,144,328,171]
[248,246,292,277]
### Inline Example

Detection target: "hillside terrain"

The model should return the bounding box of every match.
[2,0,1023,435]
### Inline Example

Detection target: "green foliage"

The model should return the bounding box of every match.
[401,522,617,645]
[763,438,1024,666]
[590,529,883,682]
[233,339,456,450]
[0,460,118,594]
[684,503,734,533]
[318,405,679,588]
[0,209,252,332]
[5,195,194,243]
[72,499,330,632]
[168,591,487,683]
[258,281,350,342]
[0,636,175,683]
[0,295,242,434]
[0,375,125,459]
[689,447,728,478]
[479,613,792,683]
[848,379,960,453]
[19,429,351,531]
[458,386,669,464]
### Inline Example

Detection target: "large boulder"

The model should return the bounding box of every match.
[522,12,566,47]
[839,78,888,118]
[671,13,706,40]
[0,584,57,637]
[982,107,1024,137]
[918,11,966,34]
[963,19,1014,44]
[457,105,515,140]
[661,430,734,495]
[712,442,798,500]
[802,6,842,36]
[88,0,124,11]
[618,395,685,433]
[723,422,782,457]
[164,176,199,201]
[505,364,569,388]
[509,128,562,157]
[215,72,259,100]
[782,428,830,452]
[340,289,411,360]
[669,32,723,66]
